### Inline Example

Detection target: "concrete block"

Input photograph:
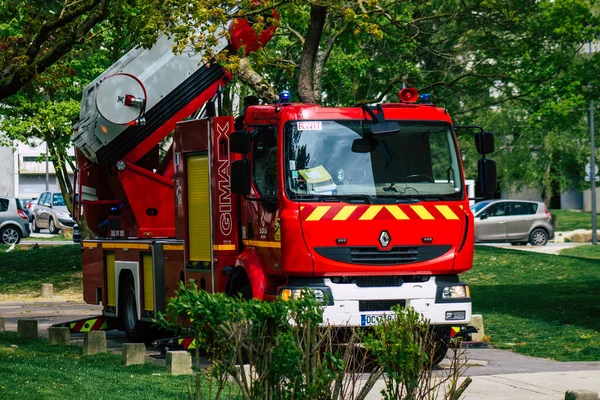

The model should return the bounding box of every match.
[41,283,53,297]
[565,390,599,400]
[123,343,146,366]
[0,317,5,332]
[48,327,71,346]
[166,350,193,376]
[83,331,106,355]
[471,314,486,342]
[17,319,38,339]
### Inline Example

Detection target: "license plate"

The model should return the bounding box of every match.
[360,314,395,327]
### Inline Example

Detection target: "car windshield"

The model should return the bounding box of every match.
[284,120,463,202]
[52,193,66,206]
[470,201,491,214]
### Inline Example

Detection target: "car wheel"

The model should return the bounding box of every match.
[120,275,147,343]
[429,326,451,366]
[32,218,40,233]
[1,226,22,245]
[530,229,548,246]
[48,218,59,234]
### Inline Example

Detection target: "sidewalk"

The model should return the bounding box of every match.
[464,370,600,399]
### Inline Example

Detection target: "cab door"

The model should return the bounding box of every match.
[243,125,281,285]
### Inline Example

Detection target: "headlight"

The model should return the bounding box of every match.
[279,287,331,305]
[442,285,470,300]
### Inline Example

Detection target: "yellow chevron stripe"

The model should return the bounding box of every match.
[82,242,98,249]
[385,206,409,220]
[411,205,434,220]
[359,205,383,220]
[102,243,150,250]
[436,205,459,220]
[306,206,331,221]
[333,206,358,221]
[79,318,97,332]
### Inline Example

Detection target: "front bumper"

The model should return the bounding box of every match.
[57,218,76,228]
[281,276,471,327]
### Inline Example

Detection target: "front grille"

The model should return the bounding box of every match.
[359,299,406,312]
[351,247,418,265]
[330,276,403,287]
[314,245,451,266]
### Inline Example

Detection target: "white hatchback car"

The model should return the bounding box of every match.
[471,200,554,246]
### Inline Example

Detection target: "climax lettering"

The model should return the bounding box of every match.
[216,122,233,237]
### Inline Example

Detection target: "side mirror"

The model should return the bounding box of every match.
[230,130,253,154]
[479,212,489,220]
[475,131,495,155]
[369,121,401,136]
[44,203,52,208]
[231,159,252,195]
[352,138,378,153]
[477,159,497,197]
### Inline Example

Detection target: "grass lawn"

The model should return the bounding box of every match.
[0,332,231,400]
[551,209,600,231]
[466,246,600,361]
[559,244,600,260]
[0,245,82,300]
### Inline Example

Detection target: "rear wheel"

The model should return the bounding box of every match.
[48,218,59,234]
[529,229,548,246]
[32,218,40,233]
[1,226,21,244]
[120,275,147,342]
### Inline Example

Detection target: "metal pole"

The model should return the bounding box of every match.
[45,142,49,191]
[590,42,597,245]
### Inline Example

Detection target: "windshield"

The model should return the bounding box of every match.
[470,200,490,214]
[284,120,463,202]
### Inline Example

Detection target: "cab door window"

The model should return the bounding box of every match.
[485,202,506,217]
[252,126,278,197]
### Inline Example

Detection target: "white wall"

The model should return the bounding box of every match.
[0,146,15,196]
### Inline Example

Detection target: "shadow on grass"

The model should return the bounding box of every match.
[473,281,600,331]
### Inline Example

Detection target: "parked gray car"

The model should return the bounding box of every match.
[31,192,75,234]
[0,197,31,244]
[471,200,554,246]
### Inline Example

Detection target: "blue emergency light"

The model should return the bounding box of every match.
[420,93,432,104]
[279,91,291,104]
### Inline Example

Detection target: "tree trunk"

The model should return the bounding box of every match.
[297,5,327,103]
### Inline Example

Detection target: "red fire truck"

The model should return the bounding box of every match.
[68,14,496,363]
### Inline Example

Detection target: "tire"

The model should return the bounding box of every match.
[430,326,451,366]
[119,275,147,342]
[32,218,40,233]
[529,228,548,246]
[1,226,22,245]
[48,218,59,234]
[238,285,253,300]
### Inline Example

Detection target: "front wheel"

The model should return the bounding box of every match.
[120,275,147,342]
[1,226,21,245]
[430,327,451,366]
[529,229,548,246]
[48,218,59,234]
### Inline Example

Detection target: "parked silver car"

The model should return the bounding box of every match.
[31,192,75,234]
[0,197,31,244]
[471,200,554,246]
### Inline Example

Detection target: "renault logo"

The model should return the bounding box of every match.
[379,230,391,247]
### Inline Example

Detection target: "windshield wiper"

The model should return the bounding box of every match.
[293,194,372,204]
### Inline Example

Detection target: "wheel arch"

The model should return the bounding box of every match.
[114,261,141,320]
